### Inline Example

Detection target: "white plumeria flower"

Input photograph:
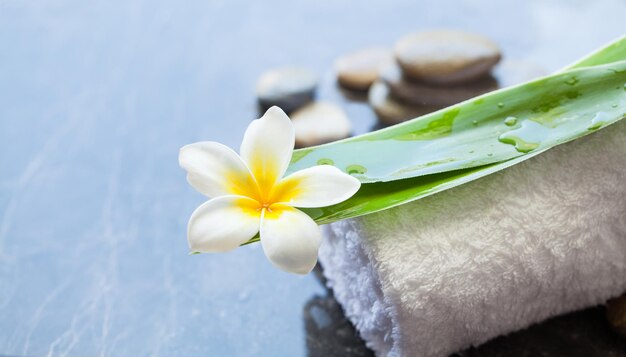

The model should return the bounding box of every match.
[179,106,361,274]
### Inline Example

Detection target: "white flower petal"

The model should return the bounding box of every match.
[274,165,361,208]
[179,141,259,198]
[260,206,321,274]
[240,106,295,193]
[188,195,261,252]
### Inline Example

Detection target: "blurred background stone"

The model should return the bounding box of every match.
[256,67,318,113]
[380,62,499,106]
[291,102,351,148]
[368,80,441,125]
[394,30,501,85]
[335,48,393,91]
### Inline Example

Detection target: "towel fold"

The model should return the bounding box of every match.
[319,119,626,357]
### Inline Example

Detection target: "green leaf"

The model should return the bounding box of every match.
[237,35,626,246]
[291,37,626,224]
[289,62,626,183]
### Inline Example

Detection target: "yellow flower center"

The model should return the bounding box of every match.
[235,174,304,220]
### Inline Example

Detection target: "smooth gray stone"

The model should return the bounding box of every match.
[394,30,501,85]
[291,102,351,148]
[380,62,499,106]
[256,67,318,112]
[334,48,392,91]
[368,80,441,125]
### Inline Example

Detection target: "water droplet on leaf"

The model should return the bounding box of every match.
[316,158,334,165]
[587,111,609,131]
[346,164,367,175]
[504,116,518,126]
[498,120,550,153]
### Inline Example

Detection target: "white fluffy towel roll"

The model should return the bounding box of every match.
[319,118,626,357]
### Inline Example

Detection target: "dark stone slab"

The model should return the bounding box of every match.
[458,306,626,357]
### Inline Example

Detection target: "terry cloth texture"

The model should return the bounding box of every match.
[319,118,626,357]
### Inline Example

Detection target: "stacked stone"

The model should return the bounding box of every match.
[334,48,393,91]
[378,30,501,125]
[254,30,502,148]
[335,30,502,125]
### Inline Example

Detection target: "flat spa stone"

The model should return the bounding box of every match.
[334,48,393,91]
[380,62,499,106]
[291,102,351,148]
[394,30,501,85]
[368,80,440,126]
[256,67,318,112]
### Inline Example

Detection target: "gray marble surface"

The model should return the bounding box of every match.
[1,0,626,356]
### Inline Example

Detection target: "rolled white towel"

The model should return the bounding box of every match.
[319,119,626,357]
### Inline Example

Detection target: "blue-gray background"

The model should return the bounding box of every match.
[1,0,625,356]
